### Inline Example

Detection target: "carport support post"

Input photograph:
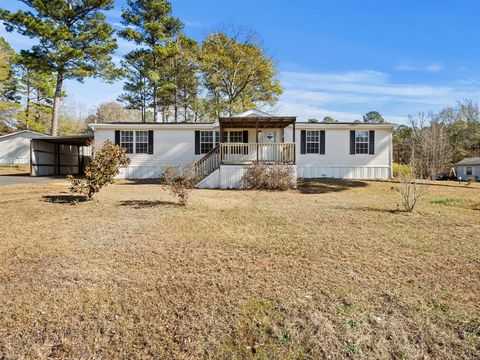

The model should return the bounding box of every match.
[256,119,259,162]
[56,144,60,175]
[29,140,33,176]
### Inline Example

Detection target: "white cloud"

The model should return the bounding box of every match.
[395,62,444,72]
[277,70,480,124]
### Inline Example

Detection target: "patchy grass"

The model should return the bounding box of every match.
[430,196,467,206]
[0,180,479,359]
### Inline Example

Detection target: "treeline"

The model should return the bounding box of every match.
[393,100,480,178]
[0,0,282,135]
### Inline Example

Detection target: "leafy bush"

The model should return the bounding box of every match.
[393,174,424,212]
[67,140,130,200]
[163,166,199,206]
[392,163,413,178]
[242,163,295,190]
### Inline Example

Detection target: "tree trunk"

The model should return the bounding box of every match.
[51,71,63,136]
[153,84,157,122]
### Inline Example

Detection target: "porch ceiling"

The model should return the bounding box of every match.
[219,116,296,128]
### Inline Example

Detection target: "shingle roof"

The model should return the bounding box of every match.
[456,157,480,166]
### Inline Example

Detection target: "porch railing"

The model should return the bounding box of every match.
[221,143,295,164]
[194,144,220,178]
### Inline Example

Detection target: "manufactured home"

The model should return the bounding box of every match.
[91,110,394,189]
[456,157,480,181]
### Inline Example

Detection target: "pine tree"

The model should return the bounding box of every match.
[15,63,56,132]
[0,0,120,135]
[0,37,19,132]
[119,0,183,122]
[118,50,152,122]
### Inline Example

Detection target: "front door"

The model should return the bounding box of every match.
[263,129,278,143]
[261,129,280,161]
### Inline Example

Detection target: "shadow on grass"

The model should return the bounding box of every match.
[333,205,404,214]
[119,200,180,209]
[298,178,368,194]
[43,194,87,204]
[0,172,30,177]
[116,179,164,185]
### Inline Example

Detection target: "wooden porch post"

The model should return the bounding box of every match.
[256,119,259,162]
[293,122,296,164]
[219,124,223,164]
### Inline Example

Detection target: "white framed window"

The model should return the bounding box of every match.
[200,131,215,154]
[466,167,473,176]
[120,131,134,154]
[135,131,149,154]
[120,130,150,154]
[229,131,243,143]
[306,130,319,154]
[355,130,369,154]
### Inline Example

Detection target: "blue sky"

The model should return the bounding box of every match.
[1,0,479,123]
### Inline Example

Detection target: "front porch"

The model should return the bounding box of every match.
[194,114,297,179]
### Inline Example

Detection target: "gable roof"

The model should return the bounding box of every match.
[233,109,273,117]
[0,130,49,140]
[456,157,480,166]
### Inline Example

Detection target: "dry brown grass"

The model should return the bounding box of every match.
[0,164,30,175]
[0,179,479,359]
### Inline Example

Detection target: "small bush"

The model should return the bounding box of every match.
[242,163,295,190]
[393,174,424,212]
[163,166,199,206]
[68,140,130,200]
[393,163,413,178]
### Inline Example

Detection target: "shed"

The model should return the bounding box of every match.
[456,157,480,180]
[31,135,93,176]
[0,130,49,165]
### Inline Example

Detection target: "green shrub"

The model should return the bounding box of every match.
[392,163,413,178]
[67,140,130,200]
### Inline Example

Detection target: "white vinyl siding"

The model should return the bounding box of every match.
[288,126,392,179]
[94,124,393,180]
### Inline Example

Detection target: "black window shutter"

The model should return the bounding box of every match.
[195,131,200,155]
[148,130,154,154]
[300,130,306,154]
[369,130,375,154]
[215,131,219,145]
[115,130,120,146]
[350,130,355,154]
[320,130,325,154]
[242,130,249,143]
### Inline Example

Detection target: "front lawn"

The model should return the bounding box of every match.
[0,180,478,358]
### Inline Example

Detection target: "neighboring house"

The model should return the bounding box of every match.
[456,157,480,180]
[0,130,49,165]
[91,110,394,189]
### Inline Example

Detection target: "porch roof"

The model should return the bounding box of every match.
[218,116,296,129]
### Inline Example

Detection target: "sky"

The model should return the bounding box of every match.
[1,0,479,124]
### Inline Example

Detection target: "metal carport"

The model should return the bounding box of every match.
[30,135,93,176]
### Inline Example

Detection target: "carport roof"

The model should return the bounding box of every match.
[32,135,93,146]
